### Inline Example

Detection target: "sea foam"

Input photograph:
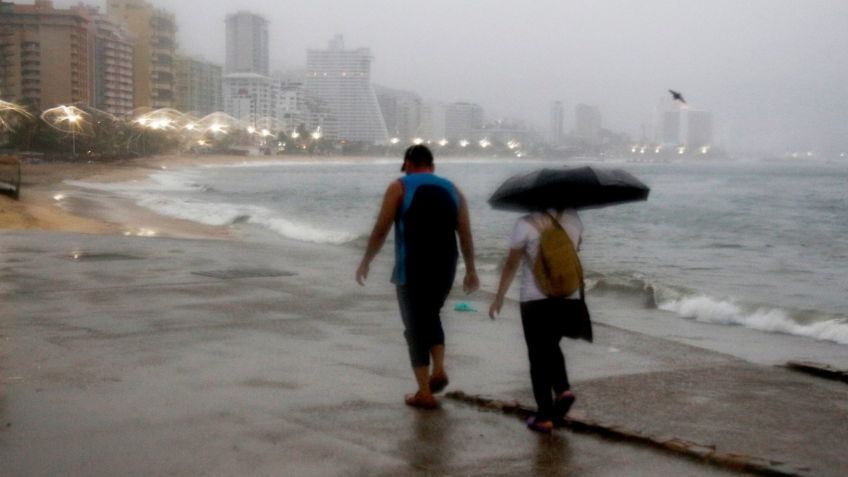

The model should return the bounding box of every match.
[588,271,848,345]
[66,171,205,193]
[658,294,848,345]
[66,176,360,245]
[135,196,360,245]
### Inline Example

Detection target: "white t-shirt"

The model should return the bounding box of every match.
[510,209,583,302]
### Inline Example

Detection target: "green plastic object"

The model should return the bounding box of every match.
[454,302,477,312]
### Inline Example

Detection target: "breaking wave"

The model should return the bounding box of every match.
[66,177,360,245]
[66,172,207,193]
[589,272,848,345]
[134,196,360,245]
[658,295,848,345]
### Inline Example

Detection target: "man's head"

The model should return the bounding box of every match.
[401,145,434,173]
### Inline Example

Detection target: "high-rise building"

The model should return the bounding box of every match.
[549,101,564,146]
[418,101,446,141]
[660,111,681,145]
[222,72,281,124]
[176,55,222,116]
[278,82,304,133]
[303,95,338,140]
[107,0,177,109]
[480,118,533,147]
[686,110,713,148]
[88,9,135,117]
[225,11,269,76]
[0,0,92,109]
[375,85,421,142]
[653,96,685,146]
[272,72,311,134]
[444,102,484,141]
[575,104,602,146]
[305,35,388,143]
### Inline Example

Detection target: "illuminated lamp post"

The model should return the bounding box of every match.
[65,111,81,156]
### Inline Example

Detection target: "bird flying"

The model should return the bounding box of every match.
[669,89,687,105]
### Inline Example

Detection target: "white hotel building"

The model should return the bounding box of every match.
[222,11,278,125]
[222,72,281,124]
[305,35,388,144]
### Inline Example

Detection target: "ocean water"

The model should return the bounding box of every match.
[66,156,848,345]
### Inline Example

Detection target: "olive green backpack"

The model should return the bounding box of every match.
[529,212,583,298]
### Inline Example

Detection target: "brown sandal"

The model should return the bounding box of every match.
[405,391,439,410]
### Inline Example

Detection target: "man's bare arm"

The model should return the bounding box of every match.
[356,180,403,285]
[456,190,479,293]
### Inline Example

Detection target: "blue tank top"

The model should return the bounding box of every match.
[392,173,460,287]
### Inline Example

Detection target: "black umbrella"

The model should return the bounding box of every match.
[488,166,650,211]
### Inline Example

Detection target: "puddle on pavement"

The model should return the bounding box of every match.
[63,252,145,262]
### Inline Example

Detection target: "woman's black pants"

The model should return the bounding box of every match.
[520,299,572,420]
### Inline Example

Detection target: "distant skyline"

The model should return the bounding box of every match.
[48,0,848,155]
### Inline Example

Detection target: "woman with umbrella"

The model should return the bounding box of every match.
[488,208,584,433]
[487,167,649,433]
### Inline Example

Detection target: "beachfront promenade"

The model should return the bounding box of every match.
[1,230,846,476]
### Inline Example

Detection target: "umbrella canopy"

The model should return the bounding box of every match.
[488,166,650,211]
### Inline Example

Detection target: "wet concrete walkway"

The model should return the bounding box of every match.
[0,231,845,476]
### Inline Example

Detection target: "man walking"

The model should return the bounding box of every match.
[356,145,479,409]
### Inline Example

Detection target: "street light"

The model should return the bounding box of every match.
[42,105,99,156]
[66,113,80,155]
[149,118,172,130]
[0,99,33,132]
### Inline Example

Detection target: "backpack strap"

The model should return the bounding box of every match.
[524,214,545,234]
[525,211,562,232]
[524,213,559,263]
[544,211,564,231]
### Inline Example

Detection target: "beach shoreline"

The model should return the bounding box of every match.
[0,153,320,239]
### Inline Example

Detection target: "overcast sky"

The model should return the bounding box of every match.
[55,0,848,155]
